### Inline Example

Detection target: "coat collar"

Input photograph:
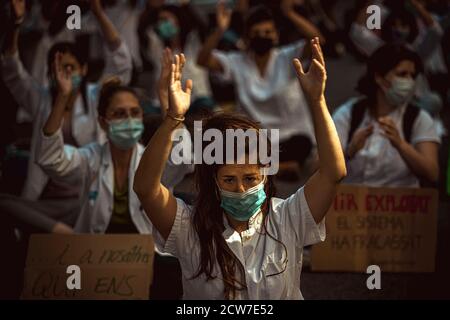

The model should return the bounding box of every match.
[222,210,264,268]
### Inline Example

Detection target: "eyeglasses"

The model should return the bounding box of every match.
[106,107,143,120]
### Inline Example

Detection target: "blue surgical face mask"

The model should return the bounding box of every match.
[218,178,267,221]
[71,74,82,93]
[107,118,144,150]
[49,73,83,94]
[385,76,416,107]
[155,20,179,41]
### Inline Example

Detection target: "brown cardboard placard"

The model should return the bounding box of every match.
[311,185,438,272]
[22,266,152,300]
[22,234,154,300]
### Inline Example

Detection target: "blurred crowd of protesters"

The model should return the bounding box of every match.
[0,0,449,299]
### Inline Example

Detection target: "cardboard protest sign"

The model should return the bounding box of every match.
[22,234,154,300]
[311,185,438,273]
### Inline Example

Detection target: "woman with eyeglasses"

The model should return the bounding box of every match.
[36,51,150,234]
[0,0,133,234]
[134,38,346,299]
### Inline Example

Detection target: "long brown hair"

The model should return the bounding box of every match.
[191,112,283,299]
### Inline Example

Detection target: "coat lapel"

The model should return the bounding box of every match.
[101,143,114,196]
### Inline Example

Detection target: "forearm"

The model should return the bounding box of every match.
[158,89,169,118]
[3,26,20,56]
[43,94,69,136]
[355,5,368,26]
[93,11,121,50]
[134,118,183,198]
[286,11,325,44]
[310,97,346,182]
[397,142,439,182]
[197,29,223,67]
[414,4,435,27]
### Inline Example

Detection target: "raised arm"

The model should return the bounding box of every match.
[134,54,193,240]
[294,38,346,223]
[410,0,435,27]
[38,53,92,183]
[91,0,133,84]
[409,0,444,61]
[281,0,325,44]
[196,1,231,72]
[158,47,174,118]
[2,0,24,57]
[90,0,121,50]
[1,0,42,117]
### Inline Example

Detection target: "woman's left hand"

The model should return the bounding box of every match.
[168,54,192,117]
[378,117,404,149]
[293,37,326,104]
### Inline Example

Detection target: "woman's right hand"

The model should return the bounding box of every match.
[347,125,373,159]
[168,54,192,117]
[53,52,73,97]
[11,0,25,25]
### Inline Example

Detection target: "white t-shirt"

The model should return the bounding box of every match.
[153,187,325,300]
[213,41,315,143]
[333,98,441,187]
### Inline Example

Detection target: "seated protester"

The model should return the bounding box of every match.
[350,0,444,66]
[333,44,440,188]
[0,0,132,233]
[134,39,347,299]
[37,71,190,299]
[37,74,148,234]
[350,1,445,117]
[36,69,191,234]
[137,1,211,107]
[197,3,325,168]
[28,0,77,91]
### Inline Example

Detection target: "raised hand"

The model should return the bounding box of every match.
[168,54,192,117]
[11,0,25,25]
[53,52,72,97]
[217,0,232,32]
[158,47,174,114]
[293,37,327,104]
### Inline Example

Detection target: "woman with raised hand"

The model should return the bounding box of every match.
[0,0,132,233]
[36,51,149,234]
[134,38,346,299]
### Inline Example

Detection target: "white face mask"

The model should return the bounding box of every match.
[384,77,416,107]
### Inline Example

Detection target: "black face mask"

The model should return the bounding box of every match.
[249,36,274,55]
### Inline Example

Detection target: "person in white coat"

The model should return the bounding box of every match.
[37,62,194,299]
[333,44,440,188]
[37,72,151,234]
[197,2,326,168]
[134,39,347,300]
[36,48,194,234]
[0,0,132,233]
